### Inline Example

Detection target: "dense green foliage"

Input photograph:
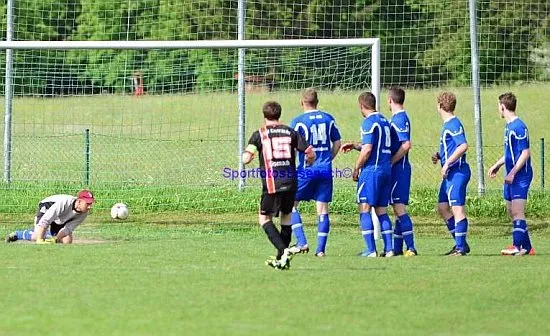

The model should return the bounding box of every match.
[0,0,548,93]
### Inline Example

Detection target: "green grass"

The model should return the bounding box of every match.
[2,217,550,336]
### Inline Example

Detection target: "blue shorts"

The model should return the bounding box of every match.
[357,168,391,207]
[438,165,471,206]
[390,163,411,205]
[503,173,532,201]
[296,175,333,203]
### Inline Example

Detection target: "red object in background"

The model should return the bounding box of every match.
[133,71,144,96]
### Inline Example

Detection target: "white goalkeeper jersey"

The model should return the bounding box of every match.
[35,194,88,234]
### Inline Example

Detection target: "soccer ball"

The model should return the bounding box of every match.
[110,203,129,220]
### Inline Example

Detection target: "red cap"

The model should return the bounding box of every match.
[77,189,95,204]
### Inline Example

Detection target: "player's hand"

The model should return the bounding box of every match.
[504,171,515,184]
[341,143,357,153]
[352,168,360,182]
[431,152,440,164]
[441,163,449,178]
[36,238,55,245]
[487,165,500,178]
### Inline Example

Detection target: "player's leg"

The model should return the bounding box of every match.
[391,167,415,255]
[502,177,533,256]
[7,212,52,243]
[374,170,393,256]
[313,177,333,256]
[438,179,457,254]
[393,203,416,256]
[259,193,287,261]
[277,191,297,269]
[437,180,454,237]
[49,224,69,244]
[56,229,73,244]
[314,201,329,256]
[290,178,312,250]
[279,191,296,249]
[357,170,377,257]
[450,205,468,255]
[290,201,309,252]
[390,168,403,255]
[375,207,394,257]
[448,167,471,256]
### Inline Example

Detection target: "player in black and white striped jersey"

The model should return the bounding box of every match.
[243,101,315,270]
[5,190,95,244]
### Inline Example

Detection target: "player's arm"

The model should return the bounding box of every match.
[431,152,440,164]
[329,120,342,159]
[295,131,315,165]
[353,143,372,181]
[505,126,531,183]
[341,142,361,153]
[242,131,260,165]
[56,216,87,244]
[441,143,468,177]
[304,145,315,165]
[505,148,530,184]
[488,156,505,178]
[391,140,411,165]
[242,144,257,165]
[444,143,468,166]
[331,140,342,159]
[33,204,63,242]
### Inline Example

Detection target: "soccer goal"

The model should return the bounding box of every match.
[0,38,380,217]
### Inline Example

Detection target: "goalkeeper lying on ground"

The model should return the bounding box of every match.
[5,189,95,244]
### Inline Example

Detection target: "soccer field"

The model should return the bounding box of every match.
[2,216,550,336]
[2,85,550,335]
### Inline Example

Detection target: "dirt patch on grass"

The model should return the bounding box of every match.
[9,238,111,245]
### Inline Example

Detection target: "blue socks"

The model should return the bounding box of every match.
[360,212,376,254]
[393,219,403,254]
[378,213,393,253]
[316,214,330,254]
[399,213,415,252]
[512,219,527,249]
[523,226,532,251]
[455,218,469,251]
[15,229,33,240]
[446,217,456,238]
[15,229,52,240]
[291,208,307,247]
[291,209,331,254]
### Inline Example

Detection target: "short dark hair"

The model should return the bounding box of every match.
[358,92,376,110]
[437,91,456,113]
[389,86,405,105]
[499,92,517,112]
[302,87,319,106]
[263,101,282,120]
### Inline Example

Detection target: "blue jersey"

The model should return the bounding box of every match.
[390,110,411,167]
[290,110,341,171]
[439,116,468,169]
[360,112,392,170]
[504,117,532,177]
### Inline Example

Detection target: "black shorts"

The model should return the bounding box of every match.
[35,206,65,236]
[260,190,296,217]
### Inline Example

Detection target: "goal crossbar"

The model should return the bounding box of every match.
[0,38,379,50]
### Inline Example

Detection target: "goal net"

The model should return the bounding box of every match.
[0,39,379,220]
